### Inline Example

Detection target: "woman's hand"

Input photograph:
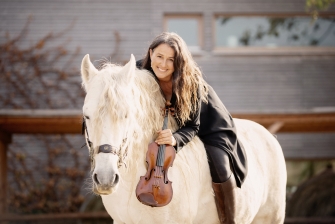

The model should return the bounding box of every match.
[155,129,176,146]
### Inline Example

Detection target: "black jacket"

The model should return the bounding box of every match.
[136,60,247,187]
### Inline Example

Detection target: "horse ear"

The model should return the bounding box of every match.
[81,54,98,90]
[119,54,136,82]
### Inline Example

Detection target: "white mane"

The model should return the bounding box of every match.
[88,62,181,174]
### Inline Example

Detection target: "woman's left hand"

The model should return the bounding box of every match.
[155,129,176,146]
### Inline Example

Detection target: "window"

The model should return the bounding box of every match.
[215,16,335,48]
[164,14,203,52]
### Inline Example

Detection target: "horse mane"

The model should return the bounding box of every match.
[91,62,176,172]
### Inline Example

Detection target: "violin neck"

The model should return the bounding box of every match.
[162,108,169,130]
[156,144,165,167]
[156,107,169,167]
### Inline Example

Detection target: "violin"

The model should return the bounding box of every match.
[135,105,176,207]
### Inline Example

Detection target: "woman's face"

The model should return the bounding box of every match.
[149,43,175,82]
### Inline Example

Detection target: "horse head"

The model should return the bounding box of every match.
[81,54,165,195]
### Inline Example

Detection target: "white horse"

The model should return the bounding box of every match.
[80,54,287,224]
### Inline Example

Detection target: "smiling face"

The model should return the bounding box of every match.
[149,43,175,82]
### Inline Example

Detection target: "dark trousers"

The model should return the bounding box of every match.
[204,144,232,183]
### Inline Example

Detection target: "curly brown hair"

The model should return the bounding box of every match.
[141,32,208,126]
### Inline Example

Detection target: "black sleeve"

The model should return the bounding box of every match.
[172,91,201,153]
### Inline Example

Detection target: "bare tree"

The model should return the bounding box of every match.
[0,16,120,215]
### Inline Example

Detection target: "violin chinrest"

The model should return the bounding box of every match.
[137,192,158,207]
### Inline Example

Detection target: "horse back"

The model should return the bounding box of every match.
[233,118,287,223]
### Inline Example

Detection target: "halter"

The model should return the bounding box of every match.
[81,117,128,170]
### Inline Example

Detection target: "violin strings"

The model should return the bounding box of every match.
[153,108,168,189]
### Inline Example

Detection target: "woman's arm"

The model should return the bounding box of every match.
[172,107,200,152]
[155,102,200,152]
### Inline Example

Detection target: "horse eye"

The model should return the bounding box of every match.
[85,115,90,120]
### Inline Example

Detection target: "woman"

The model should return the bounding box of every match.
[136,32,247,224]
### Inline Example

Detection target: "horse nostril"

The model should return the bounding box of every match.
[113,173,119,186]
[93,173,100,185]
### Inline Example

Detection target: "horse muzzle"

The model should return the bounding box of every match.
[93,172,119,195]
[92,145,121,195]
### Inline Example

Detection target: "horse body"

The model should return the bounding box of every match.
[81,54,287,224]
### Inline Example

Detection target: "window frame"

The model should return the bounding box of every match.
[213,13,335,56]
[163,14,204,52]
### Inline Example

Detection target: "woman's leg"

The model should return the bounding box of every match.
[204,144,237,224]
[205,144,232,183]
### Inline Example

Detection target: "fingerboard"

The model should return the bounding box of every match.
[156,107,169,167]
